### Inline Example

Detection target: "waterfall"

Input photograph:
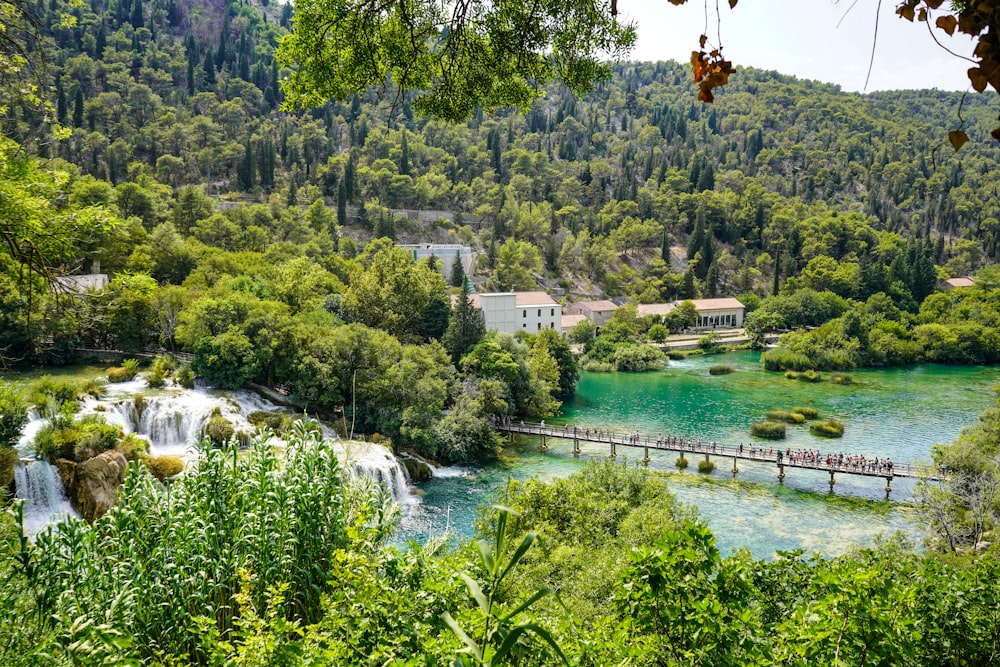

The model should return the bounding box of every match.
[335,440,413,504]
[13,460,78,536]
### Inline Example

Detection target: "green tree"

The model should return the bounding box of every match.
[443,282,486,363]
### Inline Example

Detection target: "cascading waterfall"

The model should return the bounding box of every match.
[13,459,78,536]
[335,440,414,504]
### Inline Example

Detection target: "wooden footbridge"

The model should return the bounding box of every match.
[493,421,945,497]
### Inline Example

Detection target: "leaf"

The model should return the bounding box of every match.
[968,67,988,92]
[729,0,738,7]
[699,34,708,49]
[991,127,1000,142]
[948,130,969,151]
[459,573,491,616]
[441,612,484,662]
[897,5,916,21]
[936,15,958,35]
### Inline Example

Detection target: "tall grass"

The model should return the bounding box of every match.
[761,349,812,372]
[20,424,396,664]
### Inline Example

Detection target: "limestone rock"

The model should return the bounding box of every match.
[399,451,433,482]
[72,450,127,522]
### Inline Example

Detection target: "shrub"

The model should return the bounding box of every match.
[0,446,18,492]
[145,455,185,480]
[750,420,786,439]
[675,455,689,469]
[766,409,791,422]
[29,376,82,406]
[810,419,845,438]
[648,323,668,342]
[697,459,715,473]
[122,358,141,377]
[792,406,819,419]
[81,378,106,398]
[106,367,130,383]
[784,371,800,380]
[579,358,615,372]
[204,414,235,446]
[147,356,175,389]
[786,412,806,424]
[831,373,854,385]
[762,348,812,372]
[709,365,734,375]
[248,411,290,434]
[699,332,722,351]
[119,433,149,462]
[799,369,822,382]
[613,344,665,372]
[176,366,196,389]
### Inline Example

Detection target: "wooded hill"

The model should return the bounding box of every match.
[6,0,1000,303]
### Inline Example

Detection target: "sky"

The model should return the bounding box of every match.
[620,0,977,92]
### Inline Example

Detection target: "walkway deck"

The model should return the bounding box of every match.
[494,422,945,493]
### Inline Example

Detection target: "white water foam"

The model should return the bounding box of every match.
[13,460,78,536]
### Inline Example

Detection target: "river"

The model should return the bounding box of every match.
[398,352,1000,558]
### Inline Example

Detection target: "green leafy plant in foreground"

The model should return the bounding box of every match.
[443,506,569,667]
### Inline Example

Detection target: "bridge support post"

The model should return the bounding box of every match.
[610,440,617,460]
[777,464,785,483]
[539,434,548,451]
[885,476,892,500]
[573,438,580,457]
[828,470,836,492]
[509,430,514,444]
[731,457,738,477]
[643,446,650,465]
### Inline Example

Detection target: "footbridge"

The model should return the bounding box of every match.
[493,421,945,497]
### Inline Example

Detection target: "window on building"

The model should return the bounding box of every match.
[537,322,541,330]
[523,323,527,328]
[550,308,554,316]
[537,309,541,316]
[523,310,526,318]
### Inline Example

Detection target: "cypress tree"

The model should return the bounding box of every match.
[187,58,195,95]
[72,86,84,127]
[660,230,670,264]
[420,292,452,342]
[130,0,143,29]
[772,253,781,297]
[238,142,254,190]
[337,180,347,226]
[344,155,355,201]
[203,49,216,87]
[399,130,410,176]
[95,25,106,58]
[55,79,66,124]
[443,282,486,363]
[451,251,466,287]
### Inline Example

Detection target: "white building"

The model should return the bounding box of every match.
[636,298,745,329]
[456,291,562,334]
[398,244,474,281]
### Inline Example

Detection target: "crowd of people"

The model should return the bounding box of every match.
[490,419,895,475]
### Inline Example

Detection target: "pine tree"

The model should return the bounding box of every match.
[443,283,486,363]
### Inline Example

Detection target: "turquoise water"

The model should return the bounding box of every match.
[399,353,1000,558]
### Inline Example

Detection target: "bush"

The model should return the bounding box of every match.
[784,371,799,380]
[648,323,668,342]
[786,412,806,424]
[145,455,185,480]
[750,420,787,439]
[579,358,616,372]
[675,455,689,469]
[831,373,854,385]
[204,413,235,446]
[29,376,82,406]
[792,406,819,419]
[613,344,665,372]
[119,433,149,462]
[810,419,845,438]
[798,369,822,382]
[176,366,196,389]
[0,446,18,492]
[699,332,722,351]
[147,355,175,389]
[81,378,106,398]
[122,358,141,376]
[766,409,790,421]
[106,367,130,383]
[709,365,734,375]
[248,411,291,434]
[762,348,812,372]
[697,459,715,473]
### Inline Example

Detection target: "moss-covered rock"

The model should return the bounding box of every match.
[0,446,18,497]
[145,455,185,481]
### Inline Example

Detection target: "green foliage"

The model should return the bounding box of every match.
[709,364,734,375]
[791,406,819,419]
[568,318,596,345]
[203,413,235,446]
[809,419,845,438]
[145,355,174,389]
[675,455,689,469]
[799,369,822,382]
[750,420,787,439]
[647,323,668,342]
[830,372,854,384]
[697,458,715,473]
[762,348,813,372]
[0,383,28,448]
[34,412,123,462]
[19,428,380,665]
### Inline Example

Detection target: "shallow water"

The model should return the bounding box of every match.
[398,353,1000,558]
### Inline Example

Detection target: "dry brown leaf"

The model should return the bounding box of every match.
[936,15,958,35]
[949,130,969,151]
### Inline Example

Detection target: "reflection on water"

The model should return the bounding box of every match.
[398,353,1000,558]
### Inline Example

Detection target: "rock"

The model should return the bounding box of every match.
[975,540,992,552]
[71,450,127,522]
[399,452,433,482]
[0,446,18,497]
